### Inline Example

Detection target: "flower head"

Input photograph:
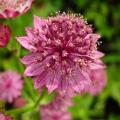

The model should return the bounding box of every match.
[0,113,12,120]
[85,68,107,95]
[0,71,23,103]
[0,23,11,47]
[40,96,72,120]
[17,13,105,96]
[0,0,33,18]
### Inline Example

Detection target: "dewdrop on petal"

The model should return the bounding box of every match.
[17,13,105,96]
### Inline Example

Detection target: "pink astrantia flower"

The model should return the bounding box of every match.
[0,23,11,47]
[40,96,72,120]
[0,113,12,120]
[86,68,107,95]
[0,0,33,18]
[17,13,105,95]
[0,71,23,103]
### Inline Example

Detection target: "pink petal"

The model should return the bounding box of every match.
[33,15,47,32]
[21,52,42,65]
[24,56,52,76]
[89,62,105,69]
[34,72,47,89]
[46,71,56,93]
[92,51,104,59]
[25,27,34,38]
[70,52,93,60]
[58,75,69,95]
[46,64,61,93]
[16,36,37,51]
[24,63,45,76]
[70,67,90,92]
[84,34,101,42]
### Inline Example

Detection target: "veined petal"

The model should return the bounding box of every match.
[21,52,42,65]
[58,75,69,95]
[16,36,37,51]
[89,62,105,69]
[24,56,52,76]
[24,63,45,76]
[85,33,101,42]
[46,64,61,93]
[91,51,104,59]
[70,67,90,92]
[70,52,93,60]
[69,77,83,93]
[46,71,56,93]
[34,72,47,89]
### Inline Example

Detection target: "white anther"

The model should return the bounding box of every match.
[62,50,68,57]
[46,63,50,67]
[68,43,74,47]
[47,39,51,44]
[76,37,82,43]
[55,39,61,46]
[43,51,48,56]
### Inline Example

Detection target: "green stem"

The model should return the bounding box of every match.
[6,104,34,115]
[24,77,36,101]
[34,90,46,108]
[6,90,46,115]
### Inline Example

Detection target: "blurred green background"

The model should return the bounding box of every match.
[0,0,120,120]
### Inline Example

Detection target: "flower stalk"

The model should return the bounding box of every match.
[7,90,46,115]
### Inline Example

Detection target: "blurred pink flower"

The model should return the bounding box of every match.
[0,113,12,120]
[86,68,107,95]
[0,71,23,103]
[40,96,72,120]
[17,13,105,96]
[0,0,33,18]
[0,23,11,47]
[14,97,26,108]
